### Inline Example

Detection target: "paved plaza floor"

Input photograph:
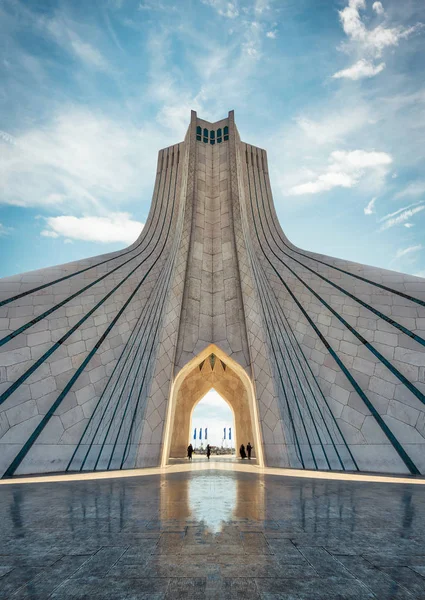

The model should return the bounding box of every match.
[0,463,425,599]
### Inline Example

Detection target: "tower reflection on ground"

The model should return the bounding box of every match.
[0,468,424,599]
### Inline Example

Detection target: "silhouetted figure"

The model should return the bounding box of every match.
[206,444,211,460]
[247,442,253,460]
[187,444,193,461]
[240,444,246,459]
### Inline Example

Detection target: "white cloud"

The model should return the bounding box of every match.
[201,0,239,18]
[372,1,384,15]
[339,0,422,57]
[41,213,143,244]
[255,0,270,14]
[332,59,385,80]
[395,181,425,200]
[404,223,414,228]
[332,0,423,80]
[0,223,13,237]
[42,16,109,71]
[294,106,370,146]
[289,150,392,196]
[0,107,167,211]
[69,38,109,70]
[364,196,377,214]
[40,229,59,238]
[394,245,423,260]
[379,204,425,231]
[266,30,277,39]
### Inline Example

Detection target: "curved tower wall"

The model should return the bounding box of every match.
[0,110,425,476]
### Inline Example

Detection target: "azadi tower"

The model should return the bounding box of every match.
[1,110,425,478]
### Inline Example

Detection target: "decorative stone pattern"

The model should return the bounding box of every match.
[0,110,425,476]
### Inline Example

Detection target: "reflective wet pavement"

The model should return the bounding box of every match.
[0,466,425,599]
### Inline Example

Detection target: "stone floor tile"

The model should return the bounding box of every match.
[0,567,43,599]
[0,567,13,578]
[334,555,416,600]
[255,576,374,599]
[12,555,90,599]
[297,547,354,578]
[70,546,128,578]
[410,565,425,577]
[50,576,167,599]
[1,470,425,600]
[241,532,272,554]
[380,566,425,599]
[165,577,206,599]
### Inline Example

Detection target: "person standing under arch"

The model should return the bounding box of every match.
[240,444,246,459]
[247,442,253,460]
[206,444,211,460]
[187,444,193,461]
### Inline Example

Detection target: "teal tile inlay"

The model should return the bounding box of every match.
[0,162,174,409]
[2,155,181,478]
[0,160,171,309]
[246,149,420,475]
[247,159,356,472]
[259,172,425,309]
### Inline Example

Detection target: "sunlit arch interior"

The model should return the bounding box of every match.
[161,344,264,466]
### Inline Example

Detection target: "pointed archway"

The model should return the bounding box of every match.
[161,345,264,466]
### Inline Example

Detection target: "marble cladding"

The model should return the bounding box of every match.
[0,110,425,476]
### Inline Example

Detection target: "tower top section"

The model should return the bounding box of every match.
[190,109,234,146]
[190,109,234,129]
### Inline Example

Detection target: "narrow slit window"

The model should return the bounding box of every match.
[203,128,209,143]
[223,125,229,141]
[210,130,215,145]
[196,126,202,141]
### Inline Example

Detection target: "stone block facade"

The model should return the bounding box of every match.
[0,110,425,476]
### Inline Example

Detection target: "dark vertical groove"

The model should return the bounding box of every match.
[2,150,179,477]
[262,246,425,408]
[259,165,425,308]
[0,153,171,408]
[248,151,321,468]
[252,149,355,470]
[249,149,331,469]
[71,253,171,472]
[258,171,425,350]
[246,152,307,468]
[119,163,180,468]
[0,154,168,309]
[246,150,419,475]
[73,152,179,471]
[102,161,178,470]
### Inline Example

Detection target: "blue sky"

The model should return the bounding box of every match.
[1,0,425,279]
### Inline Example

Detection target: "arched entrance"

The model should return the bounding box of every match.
[161,345,264,466]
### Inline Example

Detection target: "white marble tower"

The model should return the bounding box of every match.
[1,110,425,477]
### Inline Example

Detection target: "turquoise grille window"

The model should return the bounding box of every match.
[195,125,228,143]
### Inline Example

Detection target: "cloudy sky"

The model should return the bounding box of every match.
[0,0,425,280]
[192,389,234,447]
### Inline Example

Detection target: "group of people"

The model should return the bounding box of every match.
[187,442,253,460]
[187,443,212,460]
[239,442,253,460]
